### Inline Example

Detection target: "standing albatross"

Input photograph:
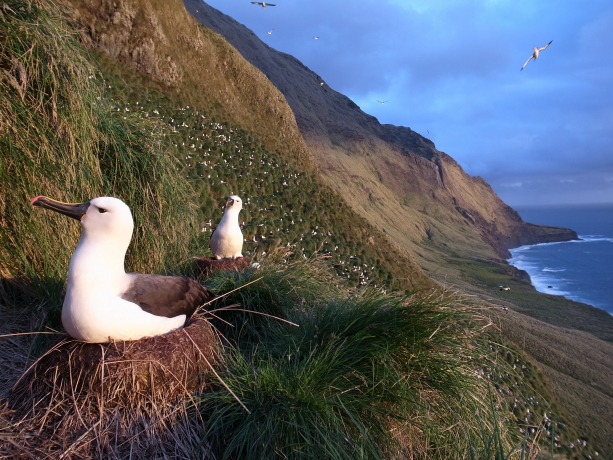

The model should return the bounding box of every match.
[210,195,244,260]
[521,40,553,71]
[31,196,215,343]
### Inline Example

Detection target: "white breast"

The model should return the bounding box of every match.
[62,286,186,342]
[210,212,243,259]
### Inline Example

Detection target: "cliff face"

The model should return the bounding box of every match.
[184,0,577,260]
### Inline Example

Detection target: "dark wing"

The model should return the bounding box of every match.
[122,274,215,320]
[538,40,553,51]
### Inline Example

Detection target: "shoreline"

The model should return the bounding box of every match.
[508,237,613,315]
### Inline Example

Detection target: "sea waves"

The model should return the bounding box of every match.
[509,235,613,312]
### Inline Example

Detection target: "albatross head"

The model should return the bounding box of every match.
[224,195,243,213]
[31,196,134,244]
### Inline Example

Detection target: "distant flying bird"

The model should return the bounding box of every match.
[267,29,273,35]
[313,36,319,40]
[521,40,553,71]
[377,100,389,105]
[251,2,275,7]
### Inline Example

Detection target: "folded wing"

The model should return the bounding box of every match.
[122,274,215,320]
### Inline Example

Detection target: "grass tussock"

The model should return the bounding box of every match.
[198,254,517,459]
[0,0,198,314]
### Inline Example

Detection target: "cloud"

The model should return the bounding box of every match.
[203,0,613,205]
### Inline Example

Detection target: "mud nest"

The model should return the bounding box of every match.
[0,317,220,459]
[194,256,251,277]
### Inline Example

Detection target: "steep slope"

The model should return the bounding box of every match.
[67,0,313,172]
[20,0,611,454]
[184,0,577,265]
[64,0,432,291]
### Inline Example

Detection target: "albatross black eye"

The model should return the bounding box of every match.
[98,208,107,213]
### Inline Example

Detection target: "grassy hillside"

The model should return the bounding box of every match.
[432,253,613,455]
[0,0,197,317]
[67,0,313,172]
[1,0,609,457]
[95,51,432,292]
[0,5,528,458]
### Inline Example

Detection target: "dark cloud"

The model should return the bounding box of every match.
[202,0,613,205]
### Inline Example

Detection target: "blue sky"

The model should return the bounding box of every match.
[201,0,613,206]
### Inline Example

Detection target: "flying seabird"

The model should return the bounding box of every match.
[377,100,389,105]
[313,37,319,40]
[31,196,215,343]
[210,195,244,260]
[521,40,553,71]
[251,2,275,7]
[267,29,274,36]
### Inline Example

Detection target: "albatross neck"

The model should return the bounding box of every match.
[220,208,240,226]
[67,227,131,289]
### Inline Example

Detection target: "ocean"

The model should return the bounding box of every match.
[508,203,613,314]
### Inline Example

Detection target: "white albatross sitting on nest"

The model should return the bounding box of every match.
[31,196,215,343]
[210,195,244,260]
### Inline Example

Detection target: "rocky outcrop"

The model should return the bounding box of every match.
[184,0,578,259]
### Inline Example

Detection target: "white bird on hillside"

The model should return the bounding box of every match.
[377,100,389,104]
[31,196,215,343]
[521,40,553,71]
[251,2,275,7]
[210,196,244,259]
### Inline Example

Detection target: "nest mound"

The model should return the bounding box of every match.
[195,256,251,277]
[0,317,219,459]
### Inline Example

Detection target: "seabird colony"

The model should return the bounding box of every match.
[31,196,215,343]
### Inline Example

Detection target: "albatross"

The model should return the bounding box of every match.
[251,2,275,7]
[31,196,215,343]
[521,40,553,71]
[210,195,244,259]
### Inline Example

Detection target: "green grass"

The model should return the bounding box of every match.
[198,256,519,459]
[0,0,198,323]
